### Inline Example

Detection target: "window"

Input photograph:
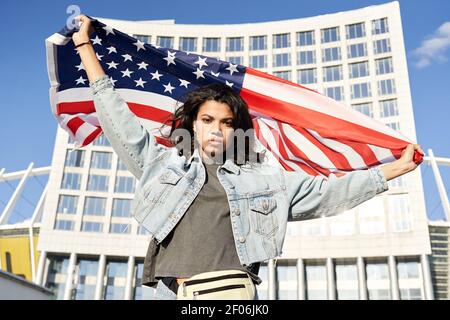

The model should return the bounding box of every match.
[379,99,399,117]
[90,152,112,170]
[323,65,343,82]
[61,172,81,190]
[335,261,359,300]
[202,37,220,52]
[388,194,412,232]
[227,56,243,65]
[273,71,292,81]
[57,195,78,214]
[226,37,243,52]
[352,102,374,118]
[54,219,74,231]
[135,35,150,43]
[372,18,389,35]
[366,260,391,300]
[104,261,128,300]
[156,36,173,48]
[87,174,109,192]
[45,256,70,300]
[349,61,369,78]
[74,259,98,300]
[386,122,401,131]
[249,35,267,50]
[134,263,155,299]
[305,262,327,300]
[378,79,396,96]
[179,37,197,52]
[138,225,150,235]
[110,223,131,234]
[81,221,103,233]
[83,197,106,216]
[276,260,298,300]
[297,31,315,46]
[321,27,340,43]
[346,22,366,39]
[93,134,110,146]
[325,86,344,101]
[298,68,317,84]
[65,149,84,167]
[249,55,267,68]
[351,82,371,99]
[117,159,128,171]
[322,47,341,62]
[297,50,316,65]
[374,38,391,55]
[273,33,290,48]
[347,43,367,58]
[273,53,291,67]
[112,199,132,217]
[358,196,385,234]
[376,57,394,75]
[115,176,135,193]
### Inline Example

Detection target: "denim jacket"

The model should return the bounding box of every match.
[90,75,389,267]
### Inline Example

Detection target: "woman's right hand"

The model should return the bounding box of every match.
[72,15,93,46]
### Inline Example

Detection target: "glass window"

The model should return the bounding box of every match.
[321,27,340,43]
[110,223,131,234]
[374,38,391,55]
[351,82,371,99]
[104,261,128,300]
[325,86,344,101]
[358,196,385,234]
[54,219,74,231]
[388,175,407,188]
[372,18,389,35]
[249,35,267,50]
[347,43,367,59]
[366,259,391,300]
[81,221,103,233]
[57,195,78,214]
[74,258,98,300]
[93,134,111,146]
[298,68,317,84]
[346,22,366,39]
[379,99,399,118]
[135,35,150,43]
[138,225,150,235]
[227,56,243,65]
[352,102,374,118]
[226,37,243,52]
[273,33,290,48]
[90,151,112,170]
[305,262,327,300]
[297,31,315,46]
[297,50,316,65]
[156,36,173,48]
[273,71,291,81]
[83,197,106,216]
[115,176,135,193]
[117,159,128,171]
[134,262,155,300]
[87,174,109,192]
[112,199,131,217]
[397,260,420,279]
[376,57,394,75]
[202,37,220,52]
[335,261,359,300]
[61,172,81,190]
[388,194,412,232]
[323,65,343,82]
[378,79,396,96]
[249,55,267,68]
[349,61,369,78]
[386,122,401,131]
[273,53,291,67]
[400,288,422,300]
[366,260,389,280]
[45,256,70,300]
[65,149,85,167]
[276,260,298,300]
[322,47,341,62]
[179,37,197,52]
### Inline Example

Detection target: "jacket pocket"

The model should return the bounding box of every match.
[248,193,279,237]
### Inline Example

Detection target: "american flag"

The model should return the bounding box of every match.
[46,17,420,176]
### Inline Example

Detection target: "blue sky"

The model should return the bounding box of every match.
[0,0,449,222]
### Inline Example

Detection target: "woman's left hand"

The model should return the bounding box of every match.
[380,144,424,181]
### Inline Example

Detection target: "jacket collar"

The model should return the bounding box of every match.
[187,148,241,175]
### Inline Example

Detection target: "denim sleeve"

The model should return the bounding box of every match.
[90,75,168,179]
[282,166,389,221]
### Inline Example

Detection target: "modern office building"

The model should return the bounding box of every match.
[428,221,450,300]
[34,1,435,299]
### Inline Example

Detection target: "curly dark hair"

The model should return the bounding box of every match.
[161,83,264,165]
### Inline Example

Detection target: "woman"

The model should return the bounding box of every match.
[72,15,424,300]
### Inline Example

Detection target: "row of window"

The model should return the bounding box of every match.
[54,219,147,235]
[57,195,132,217]
[135,18,389,52]
[61,172,135,192]
[65,150,128,171]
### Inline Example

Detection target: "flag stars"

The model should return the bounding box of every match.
[103,25,115,36]
[211,71,220,77]
[137,61,149,70]
[225,63,238,75]
[134,78,147,88]
[121,68,134,78]
[106,61,119,70]
[75,76,87,85]
[163,82,175,94]
[225,80,234,88]
[91,36,102,46]
[195,57,208,69]
[193,68,205,79]
[96,52,104,61]
[163,51,176,66]
[150,70,163,81]
[122,54,133,62]
[106,46,117,54]
[179,79,190,88]
[133,40,146,52]
[109,77,117,86]
[75,62,85,71]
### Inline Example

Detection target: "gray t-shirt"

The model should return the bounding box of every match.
[142,162,261,288]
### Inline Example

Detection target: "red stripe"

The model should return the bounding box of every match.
[66,116,84,135]
[57,101,95,115]
[81,127,103,147]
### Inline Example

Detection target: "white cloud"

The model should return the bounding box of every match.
[411,22,450,68]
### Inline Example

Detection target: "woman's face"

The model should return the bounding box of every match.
[193,100,235,161]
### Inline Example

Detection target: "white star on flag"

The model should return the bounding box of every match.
[75,76,87,85]
[109,77,117,85]
[211,71,220,77]
[106,61,119,69]
[75,62,85,71]
[225,80,234,88]
[163,82,175,93]
[102,25,115,35]
[137,61,149,70]
[133,40,146,52]
[121,68,134,78]
[122,54,133,62]
[106,46,117,54]
[194,57,208,69]
[150,70,163,81]
[179,79,190,88]
[163,51,176,66]
[193,68,205,79]
[96,53,104,61]
[134,78,147,88]
[225,63,238,75]
[91,36,102,46]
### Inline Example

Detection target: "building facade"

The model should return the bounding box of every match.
[36,1,433,299]
[428,221,450,299]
